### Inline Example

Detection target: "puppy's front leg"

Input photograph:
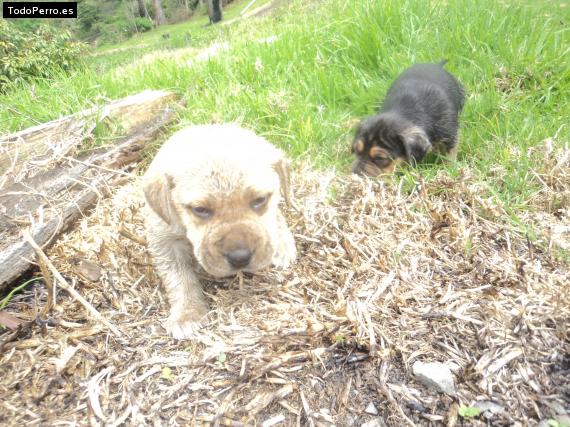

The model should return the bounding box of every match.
[150,235,209,339]
[271,211,297,269]
[447,144,458,161]
[446,132,460,162]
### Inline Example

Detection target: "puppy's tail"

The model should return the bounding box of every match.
[438,59,449,67]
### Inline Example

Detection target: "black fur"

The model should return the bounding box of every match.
[352,61,465,175]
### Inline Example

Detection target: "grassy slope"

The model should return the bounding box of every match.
[1,0,568,217]
[90,0,274,71]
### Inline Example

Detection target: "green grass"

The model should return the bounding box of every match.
[0,278,42,310]
[89,0,273,73]
[1,0,568,221]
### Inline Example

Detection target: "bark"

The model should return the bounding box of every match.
[208,0,222,23]
[136,0,148,17]
[152,0,167,25]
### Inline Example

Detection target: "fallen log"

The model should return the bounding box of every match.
[0,90,177,187]
[0,91,179,291]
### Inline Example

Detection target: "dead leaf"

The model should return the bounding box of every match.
[0,311,26,330]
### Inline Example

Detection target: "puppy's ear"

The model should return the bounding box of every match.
[273,157,293,208]
[352,138,365,155]
[401,127,432,164]
[143,173,176,224]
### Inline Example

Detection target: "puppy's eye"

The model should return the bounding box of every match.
[373,156,391,168]
[191,206,213,219]
[250,195,269,210]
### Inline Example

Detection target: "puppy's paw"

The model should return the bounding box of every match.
[271,231,297,269]
[165,305,209,339]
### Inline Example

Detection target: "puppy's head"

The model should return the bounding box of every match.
[351,113,432,176]
[143,125,292,277]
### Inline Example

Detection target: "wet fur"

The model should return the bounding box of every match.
[142,124,297,339]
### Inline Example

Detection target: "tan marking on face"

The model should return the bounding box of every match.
[368,146,395,175]
[355,156,406,177]
[361,161,383,177]
[354,139,364,154]
[369,146,390,159]
[378,157,405,174]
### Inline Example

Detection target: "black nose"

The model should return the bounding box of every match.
[225,248,253,269]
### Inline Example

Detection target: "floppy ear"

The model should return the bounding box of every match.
[143,173,176,224]
[273,156,294,209]
[352,138,365,155]
[401,127,432,164]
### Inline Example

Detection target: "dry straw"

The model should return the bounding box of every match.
[0,139,568,426]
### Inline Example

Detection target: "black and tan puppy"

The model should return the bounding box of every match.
[352,61,465,176]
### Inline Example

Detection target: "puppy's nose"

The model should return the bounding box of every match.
[225,248,253,269]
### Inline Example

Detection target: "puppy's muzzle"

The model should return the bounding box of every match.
[352,160,364,175]
[352,159,384,177]
[225,246,253,269]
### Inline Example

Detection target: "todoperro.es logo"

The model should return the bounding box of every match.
[2,2,78,18]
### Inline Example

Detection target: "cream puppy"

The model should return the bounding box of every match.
[142,124,297,339]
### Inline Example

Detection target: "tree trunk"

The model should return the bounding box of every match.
[208,0,222,24]
[152,0,166,25]
[136,0,148,17]
[208,0,222,23]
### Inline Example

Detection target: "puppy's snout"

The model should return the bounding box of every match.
[351,160,364,175]
[225,247,253,269]
[352,160,365,175]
